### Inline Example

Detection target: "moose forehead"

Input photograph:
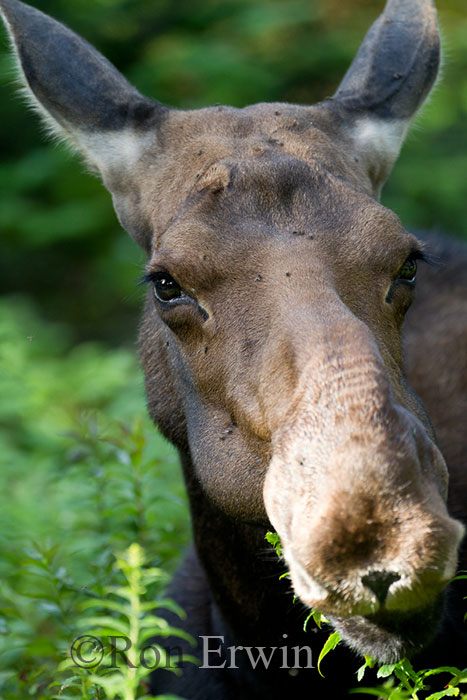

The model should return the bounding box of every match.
[136,103,414,266]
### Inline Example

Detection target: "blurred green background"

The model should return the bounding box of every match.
[0,1,466,696]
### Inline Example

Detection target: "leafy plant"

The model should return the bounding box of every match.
[352,658,467,699]
[53,543,194,700]
[0,301,190,698]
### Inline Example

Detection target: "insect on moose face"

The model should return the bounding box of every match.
[1,0,464,665]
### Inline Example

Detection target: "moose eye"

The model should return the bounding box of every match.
[152,272,184,303]
[396,257,417,283]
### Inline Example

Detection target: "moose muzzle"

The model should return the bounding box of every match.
[262,317,464,635]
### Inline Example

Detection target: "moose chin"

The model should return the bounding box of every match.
[330,599,444,664]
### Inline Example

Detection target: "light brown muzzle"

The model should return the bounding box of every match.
[263,317,464,639]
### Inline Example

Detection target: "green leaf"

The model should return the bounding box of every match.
[139,623,195,646]
[317,630,341,678]
[149,598,186,619]
[81,598,130,616]
[357,655,376,682]
[398,658,417,682]
[303,611,313,632]
[76,615,130,636]
[426,689,460,699]
[422,667,466,681]
[349,687,393,697]
[377,664,399,678]
[265,531,283,557]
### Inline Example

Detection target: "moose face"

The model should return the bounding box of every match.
[137,104,464,661]
[1,0,464,664]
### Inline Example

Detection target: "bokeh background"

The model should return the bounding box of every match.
[0,1,466,697]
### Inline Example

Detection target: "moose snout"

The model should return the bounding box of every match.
[261,317,465,626]
[263,382,464,622]
[265,446,465,619]
[280,491,464,618]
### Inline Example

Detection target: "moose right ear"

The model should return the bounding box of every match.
[0,0,168,246]
[331,0,440,196]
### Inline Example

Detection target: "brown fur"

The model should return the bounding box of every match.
[1,0,466,696]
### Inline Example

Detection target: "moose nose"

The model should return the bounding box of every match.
[361,570,401,605]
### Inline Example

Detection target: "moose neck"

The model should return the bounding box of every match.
[178,450,297,641]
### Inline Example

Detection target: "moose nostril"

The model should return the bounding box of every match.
[361,570,401,605]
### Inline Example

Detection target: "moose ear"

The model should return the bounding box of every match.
[332,0,440,195]
[0,0,167,245]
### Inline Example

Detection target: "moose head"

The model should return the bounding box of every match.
[1,0,464,671]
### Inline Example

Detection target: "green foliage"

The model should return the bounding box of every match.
[55,543,193,700]
[264,531,283,557]
[352,659,467,699]
[316,631,341,679]
[1,542,191,700]
[357,656,377,683]
[0,299,190,698]
[303,607,329,632]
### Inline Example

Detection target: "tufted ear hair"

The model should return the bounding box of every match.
[331,0,440,195]
[0,0,169,246]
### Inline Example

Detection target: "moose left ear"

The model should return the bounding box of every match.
[0,0,168,246]
[332,0,440,195]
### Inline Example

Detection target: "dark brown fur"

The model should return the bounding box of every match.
[1,0,466,697]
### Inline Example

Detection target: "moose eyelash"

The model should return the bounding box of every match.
[139,270,210,321]
[138,270,182,287]
[409,248,440,267]
[139,271,159,287]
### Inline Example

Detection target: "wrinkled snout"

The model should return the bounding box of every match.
[263,325,464,654]
[269,463,463,619]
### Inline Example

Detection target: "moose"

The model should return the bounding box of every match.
[1,0,466,697]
